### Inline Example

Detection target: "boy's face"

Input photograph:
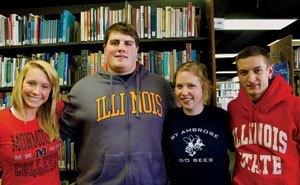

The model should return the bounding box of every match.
[104,32,139,75]
[237,55,273,102]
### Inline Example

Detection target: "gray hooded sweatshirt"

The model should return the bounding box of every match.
[60,63,174,185]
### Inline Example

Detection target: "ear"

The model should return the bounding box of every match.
[268,64,274,79]
[103,43,106,50]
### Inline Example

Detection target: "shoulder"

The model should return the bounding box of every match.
[0,108,11,120]
[70,74,103,92]
[227,98,239,112]
[55,101,65,116]
[204,106,230,124]
[205,106,228,115]
[286,95,300,112]
[0,108,14,130]
[166,107,183,120]
[147,72,169,84]
[167,107,182,115]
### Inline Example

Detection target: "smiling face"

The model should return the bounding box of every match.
[237,55,273,101]
[175,71,204,115]
[104,32,139,75]
[22,67,52,113]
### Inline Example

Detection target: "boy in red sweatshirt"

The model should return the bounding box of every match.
[228,46,300,185]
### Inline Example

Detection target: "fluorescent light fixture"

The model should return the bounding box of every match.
[292,39,300,46]
[215,53,237,58]
[268,39,300,46]
[214,18,297,30]
[216,71,237,74]
[267,39,280,46]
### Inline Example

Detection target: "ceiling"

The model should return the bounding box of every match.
[214,0,300,79]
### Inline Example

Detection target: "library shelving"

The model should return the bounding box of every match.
[269,35,296,94]
[216,78,239,110]
[0,0,216,182]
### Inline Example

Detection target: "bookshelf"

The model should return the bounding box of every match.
[0,0,216,103]
[0,0,215,183]
[269,35,295,94]
[216,78,239,110]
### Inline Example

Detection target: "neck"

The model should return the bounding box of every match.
[12,107,37,121]
[183,104,204,116]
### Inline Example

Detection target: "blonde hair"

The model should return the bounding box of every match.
[174,62,211,105]
[12,60,60,141]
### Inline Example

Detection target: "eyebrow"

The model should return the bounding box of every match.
[239,66,263,71]
[109,39,134,42]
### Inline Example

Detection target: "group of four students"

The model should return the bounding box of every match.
[0,22,299,185]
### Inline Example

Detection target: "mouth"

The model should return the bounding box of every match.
[27,95,42,102]
[181,98,192,104]
[115,55,127,59]
[246,83,259,90]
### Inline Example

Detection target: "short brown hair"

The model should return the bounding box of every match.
[174,62,211,105]
[235,46,272,66]
[104,22,139,47]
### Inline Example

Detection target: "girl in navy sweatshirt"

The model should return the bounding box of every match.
[163,62,234,185]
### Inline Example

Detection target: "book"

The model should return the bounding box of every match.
[273,60,289,83]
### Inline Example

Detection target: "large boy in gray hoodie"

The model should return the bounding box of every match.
[60,22,174,185]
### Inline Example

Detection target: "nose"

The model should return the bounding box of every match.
[117,42,125,52]
[246,71,256,82]
[32,85,41,95]
[181,86,189,95]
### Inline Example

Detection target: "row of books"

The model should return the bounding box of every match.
[0,45,198,88]
[0,11,78,46]
[216,79,239,110]
[294,47,300,69]
[0,92,10,108]
[0,91,67,109]
[0,52,72,87]
[0,2,200,46]
[59,138,77,171]
[80,2,200,41]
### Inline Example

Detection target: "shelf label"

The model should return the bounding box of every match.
[214,18,224,30]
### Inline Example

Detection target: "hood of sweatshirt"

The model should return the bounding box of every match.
[97,62,147,117]
[236,75,292,113]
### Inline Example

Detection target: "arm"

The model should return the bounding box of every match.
[59,93,82,141]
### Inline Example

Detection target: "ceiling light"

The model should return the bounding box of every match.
[292,39,300,46]
[215,53,237,58]
[216,71,237,74]
[268,39,300,46]
[214,18,297,30]
[267,39,280,46]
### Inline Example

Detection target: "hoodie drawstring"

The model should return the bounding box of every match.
[109,74,113,113]
[135,66,141,118]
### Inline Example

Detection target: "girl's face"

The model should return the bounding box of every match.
[175,71,203,115]
[22,67,52,112]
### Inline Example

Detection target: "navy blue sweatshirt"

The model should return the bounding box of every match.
[163,106,234,185]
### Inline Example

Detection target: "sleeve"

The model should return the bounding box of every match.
[164,80,176,110]
[56,100,65,116]
[162,110,172,183]
[294,99,300,146]
[221,108,235,152]
[59,92,82,141]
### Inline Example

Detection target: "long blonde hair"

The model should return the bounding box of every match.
[12,60,60,141]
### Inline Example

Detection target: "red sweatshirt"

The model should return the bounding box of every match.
[228,75,300,185]
[0,108,61,185]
